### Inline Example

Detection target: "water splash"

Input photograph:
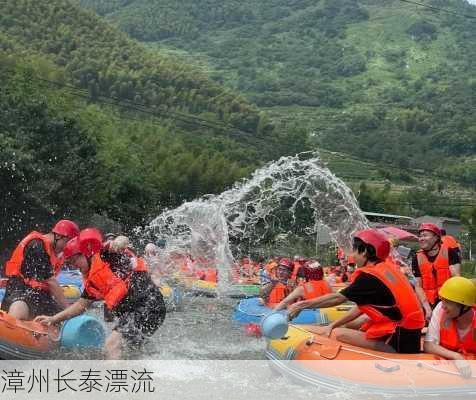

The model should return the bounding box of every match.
[144,152,368,286]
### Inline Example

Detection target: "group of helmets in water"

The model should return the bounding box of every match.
[52,219,475,308]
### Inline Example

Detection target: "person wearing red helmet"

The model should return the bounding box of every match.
[412,223,461,317]
[35,228,166,359]
[288,229,425,353]
[273,261,332,312]
[259,258,295,306]
[1,219,79,320]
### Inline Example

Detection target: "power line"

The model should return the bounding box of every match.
[4,68,475,190]
[397,0,476,20]
[3,67,276,147]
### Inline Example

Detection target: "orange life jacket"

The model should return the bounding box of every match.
[4,232,63,291]
[267,282,289,306]
[83,254,130,310]
[416,245,451,305]
[441,235,461,250]
[204,268,217,283]
[124,248,148,272]
[352,261,425,339]
[301,280,332,300]
[440,307,476,355]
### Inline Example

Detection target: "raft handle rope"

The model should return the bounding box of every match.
[341,344,476,379]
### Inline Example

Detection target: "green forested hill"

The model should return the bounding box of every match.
[77,0,476,186]
[0,0,300,248]
[0,0,273,133]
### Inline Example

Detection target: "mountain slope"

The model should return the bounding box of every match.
[0,0,274,134]
[0,0,300,244]
[77,0,476,186]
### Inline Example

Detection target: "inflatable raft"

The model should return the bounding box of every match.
[227,284,260,299]
[181,278,218,298]
[233,297,352,325]
[266,324,476,396]
[159,284,183,311]
[0,275,81,305]
[0,311,105,359]
[57,269,84,290]
[57,269,83,303]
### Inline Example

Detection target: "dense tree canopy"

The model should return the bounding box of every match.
[78,0,476,187]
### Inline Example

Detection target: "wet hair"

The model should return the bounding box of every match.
[352,237,380,263]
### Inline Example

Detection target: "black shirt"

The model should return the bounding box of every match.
[411,247,461,278]
[340,272,402,320]
[20,239,54,281]
[100,248,132,279]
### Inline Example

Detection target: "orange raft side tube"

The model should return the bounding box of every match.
[0,310,59,359]
[266,325,476,396]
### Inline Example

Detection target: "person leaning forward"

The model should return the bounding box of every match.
[35,228,166,359]
[1,219,79,320]
[424,277,476,378]
[288,229,425,354]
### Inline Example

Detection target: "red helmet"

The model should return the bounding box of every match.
[78,228,103,257]
[278,258,293,270]
[63,237,81,258]
[418,223,441,237]
[355,229,390,261]
[52,219,80,238]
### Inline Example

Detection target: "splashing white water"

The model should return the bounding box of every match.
[143,152,368,287]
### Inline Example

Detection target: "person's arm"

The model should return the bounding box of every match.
[259,282,274,302]
[423,340,472,378]
[35,298,93,325]
[411,255,433,319]
[423,341,466,361]
[414,277,433,321]
[273,286,305,311]
[288,292,347,319]
[449,248,461,276]
[318,305,363,337]
[329,305,363,330]
[47,277,69,309]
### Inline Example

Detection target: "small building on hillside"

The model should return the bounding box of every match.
[413,216,462,237]
[363,211,415,231]
[314,211,415,245]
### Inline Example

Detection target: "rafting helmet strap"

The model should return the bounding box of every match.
[52,233,61,250]
[458,305,472,318]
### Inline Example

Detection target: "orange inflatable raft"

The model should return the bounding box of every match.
[0,310,105,359]
[266,324,476,396]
